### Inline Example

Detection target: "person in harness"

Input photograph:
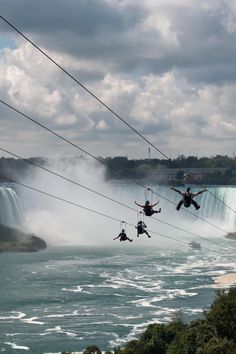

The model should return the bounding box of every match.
[170,186,207,211]
[113,229,133,242]
[135,200,161,216]
[136,220,151,238]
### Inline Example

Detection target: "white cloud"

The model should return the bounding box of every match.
[0,0,236,158]
[96,119,109,131]
[54,114,77,126]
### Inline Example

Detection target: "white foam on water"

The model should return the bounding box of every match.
[43,309,81,319]
[130,298,157,307]
[183,307,204,314]
[103,274,164,293]
[4,342,29,350]
[62,285,83,292]
[87,321,113,325]
[156,289,198,300]
[22,317,44,325]
[45,326,77,337]
[114,314,143,320]
[153,307,179,316]
[43,314,65,318]
[0,312,26,320]
[62,285,92,294]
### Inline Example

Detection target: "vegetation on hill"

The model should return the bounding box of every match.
[0,223,47,252]
[103,155,236,184]
[0,155,235,185]
[61,288,236,353]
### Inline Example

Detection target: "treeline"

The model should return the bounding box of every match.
[0,155,236,185]
[62,288,236,354]
[103,155,236,184]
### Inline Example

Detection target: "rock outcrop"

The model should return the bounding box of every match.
[0,223,47,252]
[225,232,236,240]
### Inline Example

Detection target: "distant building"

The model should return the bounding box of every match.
[144,167,228,183]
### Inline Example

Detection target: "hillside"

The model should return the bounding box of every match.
[0,223,47,252]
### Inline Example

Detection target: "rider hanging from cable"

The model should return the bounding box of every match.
[135,200,161,216]
[113,221,133,242]
[113,229,133,242]
[170,186,207,211]
[136,220,151,238]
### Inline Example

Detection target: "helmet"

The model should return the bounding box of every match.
[186,186,191,192]
[122,229,125,232]
[145,200,150,205]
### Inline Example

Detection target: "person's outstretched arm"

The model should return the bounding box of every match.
[193,188,208,197]
[113,235,120,240]
[170,187,182,195]
[151,201,159,207]
[135,201,143,207]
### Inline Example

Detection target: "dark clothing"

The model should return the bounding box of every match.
[114,232,133,242]
[171,187,206,211]
[136,221,151,238]
[183,192,192,205]
[137,225,145,233]
[143,206,161,216]
[135,201,161,217]
[119,232,128,241]
[176,199,200,211]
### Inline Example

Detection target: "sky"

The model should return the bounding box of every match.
[0,0,236,160]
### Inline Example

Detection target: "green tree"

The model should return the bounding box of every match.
[83,345,102,354]
[196,337,236,354]
[206,288,236,342]
[167,320,216,354]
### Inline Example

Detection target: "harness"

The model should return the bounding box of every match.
[143,206,152,216]
[120,232,127,240]
[183,192,192,205]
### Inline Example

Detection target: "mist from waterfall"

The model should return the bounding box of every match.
[1,158,235,248]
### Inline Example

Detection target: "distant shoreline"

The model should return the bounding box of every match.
[214,273,236,287]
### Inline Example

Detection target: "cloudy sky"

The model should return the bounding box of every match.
[0,0,236,160]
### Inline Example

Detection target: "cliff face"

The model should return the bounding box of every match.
[0,223,47,252]
[225,232,236,240]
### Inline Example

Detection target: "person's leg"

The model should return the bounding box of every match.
[144,230,151,238]
[176,200,184,210]
[191,200,200,210]
[153,208,161,214]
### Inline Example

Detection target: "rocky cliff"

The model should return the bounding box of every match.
[0,223,47,252]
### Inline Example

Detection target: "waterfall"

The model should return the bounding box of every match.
[198,187,236,224]
[157,186,236,231]
[0,184,24,228]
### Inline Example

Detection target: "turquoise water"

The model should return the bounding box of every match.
[1,244,236,353]
[0,183,236,352]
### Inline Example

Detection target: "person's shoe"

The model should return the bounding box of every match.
[130,239,133,242]
[196,205,200,210]
[158,208,161,213]
[148,235,151,238]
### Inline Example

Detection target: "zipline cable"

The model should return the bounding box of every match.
[0,14,170,160]
[0,98,233,239]
[0,146,230,250]
[0,15,236,213]
[0,174,191,246]
[1,15,234,215]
